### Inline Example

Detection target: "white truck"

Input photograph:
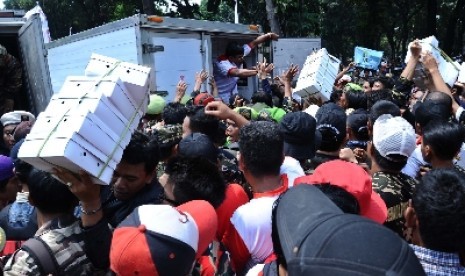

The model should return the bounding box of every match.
[46,14,264,102]
[0,10,53,114]
[271,37,321,77]
[4,11,322,112]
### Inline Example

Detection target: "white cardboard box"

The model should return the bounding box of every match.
[27,112,126,162]
[294,48,340,101]
[18,55,151,185]
[85,53,151,106]
[45,96,132,140]
[405,36,459,87]
[59,76,146,121]
[19,134,117,185]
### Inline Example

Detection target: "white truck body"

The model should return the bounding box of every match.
[0,11,53,114]
[46,15,262,102]
[271,38,322,77]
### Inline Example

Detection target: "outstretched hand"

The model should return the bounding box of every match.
[268,32,279,41]
[205,100,234,120]
[279,64,299,83]
[410,39,422,59]
[195,70,208,83]
[52,167,100,205]
[421,52,438,73]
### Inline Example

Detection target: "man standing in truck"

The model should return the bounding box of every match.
[0,45,22,117]
[213,33,279,102]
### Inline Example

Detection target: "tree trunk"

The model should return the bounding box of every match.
[142,0,155,15]
[264,0,281,36]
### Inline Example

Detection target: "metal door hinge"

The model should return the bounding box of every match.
[143,44,165,54]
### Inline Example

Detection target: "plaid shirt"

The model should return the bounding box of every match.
[411,244,465,275]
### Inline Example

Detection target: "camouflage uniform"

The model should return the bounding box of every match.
[3,215,98,275]
[0,45,22,116]
[372,171,418,241]
[150,124,183,178]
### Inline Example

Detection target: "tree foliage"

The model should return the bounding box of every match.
[5,0,465,60]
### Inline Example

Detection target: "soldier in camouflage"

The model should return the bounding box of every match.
[370,115,417,241]
[2,169,105,275]
[0,45,22,117]
[149,124,183,178]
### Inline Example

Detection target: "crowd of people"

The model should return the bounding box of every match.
[0,34,462,276]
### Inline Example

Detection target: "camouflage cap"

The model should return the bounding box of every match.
[234,106,258,121]
[257,107,286,123]
[154,124,183,145]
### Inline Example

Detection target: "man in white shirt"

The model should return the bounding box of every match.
[213,33,279,102]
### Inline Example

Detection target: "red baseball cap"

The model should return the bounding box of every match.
[294,160,387,224]
[194,93,215,106]
[110,200,217,275]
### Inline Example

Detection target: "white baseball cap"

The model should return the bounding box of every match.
[373,114,416,160]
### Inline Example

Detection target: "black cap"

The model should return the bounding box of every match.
[316,102,347,141]
[279,112,321,160]
[276,185,426,275]
[178,132,218,163]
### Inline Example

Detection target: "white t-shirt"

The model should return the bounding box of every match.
[401,146,427,179]
[401,143,465,179]
[280,156,304,187]
[213,44,252,102]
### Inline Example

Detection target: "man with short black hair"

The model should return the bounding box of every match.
[405,168,465,275]
[162,102,187,125]
[213,33,279,102]
[160,155,226,208]
[100,131,162,227]
[223,121,288,274]
[421,120,465,173]
[402,93,456,179]
[370,115,417,240]
[183,105,244,185]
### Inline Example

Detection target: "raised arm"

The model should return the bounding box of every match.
[422,52,460,114]
[335,62,355,84]
[173,80,188,103]
[193,70,208,93]
[205,101,249,128]
[52,168,111,270]
[401,40,422,80]
[280,64,299,99]
[249,32,279,49]
[228,68,259,78]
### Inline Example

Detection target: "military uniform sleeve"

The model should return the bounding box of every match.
[3,249,41,275]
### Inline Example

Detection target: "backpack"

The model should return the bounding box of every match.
[22,237,60,275]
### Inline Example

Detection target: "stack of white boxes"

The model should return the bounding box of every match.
[293,48,340,101]
[405,36,460,87]
[18,54,151,185]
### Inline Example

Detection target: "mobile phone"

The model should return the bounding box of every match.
[21,115,29,122]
